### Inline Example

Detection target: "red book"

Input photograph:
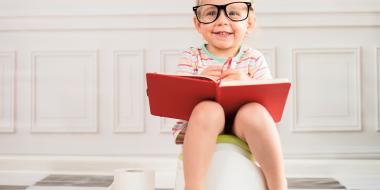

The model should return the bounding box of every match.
[146,73,291,122]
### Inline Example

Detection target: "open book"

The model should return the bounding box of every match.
[146,72,291,122]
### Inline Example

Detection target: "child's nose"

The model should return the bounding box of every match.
[215,10,229,25]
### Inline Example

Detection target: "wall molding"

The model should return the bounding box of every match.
[113,50,145,133]
[30,50,98,133]
[258,48,277,77]
[377,47,380,132]
[160,49,182,73]
[0,51,16,133]
[292,48,362,132]
[0,1,378,31]
[0,0,379,17]
[284,152,380,160]
[0,11,379,31]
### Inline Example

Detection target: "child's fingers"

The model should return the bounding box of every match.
[201,69,221,77]
[208,76,220,81]
[220,70,237,78]
[205,65,223,71]
[220,70,248,80]
[221,69,252,81]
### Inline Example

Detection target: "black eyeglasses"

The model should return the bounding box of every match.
[193,2,253,24]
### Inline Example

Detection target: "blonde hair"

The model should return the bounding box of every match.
[196,0,255,6]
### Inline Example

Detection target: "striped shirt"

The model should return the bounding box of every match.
[173,44,272,144]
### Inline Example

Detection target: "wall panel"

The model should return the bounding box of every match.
[0,51,15,133]
[113,50,145,133]
[30,51,98,132]
[292,48,361,132]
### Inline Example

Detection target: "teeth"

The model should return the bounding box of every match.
[215,32,231,35]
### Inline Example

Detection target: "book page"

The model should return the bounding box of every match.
[153,72,218,83]
[180,75,218,83]
[219,78,290,87]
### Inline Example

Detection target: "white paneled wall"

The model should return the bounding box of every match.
[0,0,379,160]
[292,48,361,132]
[378,47,380,132]
[113,50,145,133]
[30,51,98,133]
[0,51,15,132]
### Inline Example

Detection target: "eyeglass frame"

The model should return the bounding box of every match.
[192,2,253,24]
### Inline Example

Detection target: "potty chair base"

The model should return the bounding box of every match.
[174,135,267,190]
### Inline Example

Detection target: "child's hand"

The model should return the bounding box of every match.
[220,69,251,81]
[200,65,223,80]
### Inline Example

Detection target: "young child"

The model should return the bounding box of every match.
[173,0,287,189]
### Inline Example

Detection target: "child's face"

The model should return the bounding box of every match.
[193,0,255,55]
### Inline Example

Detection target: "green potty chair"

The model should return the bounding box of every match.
[174,135,267,190]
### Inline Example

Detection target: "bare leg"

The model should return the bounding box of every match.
[183,101,225,190]
[233,102,287,190]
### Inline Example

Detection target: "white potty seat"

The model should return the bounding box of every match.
[174,135,267,190]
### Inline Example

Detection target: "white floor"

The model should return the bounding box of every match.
[336,175,380,190]
[1,171,380,190]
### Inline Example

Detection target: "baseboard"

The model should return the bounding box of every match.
[1,155,380,188]
[285,159,380,177]
[0,155,178,188]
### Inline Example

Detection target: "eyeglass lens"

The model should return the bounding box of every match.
[195,2,250,24]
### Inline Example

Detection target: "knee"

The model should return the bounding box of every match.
[235,102,273,130]
[191,100,225,122]
[189,100,225,132]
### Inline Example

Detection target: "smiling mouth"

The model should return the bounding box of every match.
[212,31,233,35]
[212,31,233,39]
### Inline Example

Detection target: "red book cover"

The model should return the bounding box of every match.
[146,73,291,122]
